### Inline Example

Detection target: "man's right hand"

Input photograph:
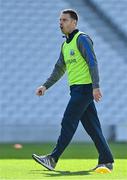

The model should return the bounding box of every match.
[36,86,46,96]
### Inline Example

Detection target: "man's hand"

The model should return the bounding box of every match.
[36,86,46,96]
[93,88,102,102]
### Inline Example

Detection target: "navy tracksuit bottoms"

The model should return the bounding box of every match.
[50,84,114,164]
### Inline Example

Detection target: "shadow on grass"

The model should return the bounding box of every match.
[30,169,92,177]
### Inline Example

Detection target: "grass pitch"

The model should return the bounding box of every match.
[0,143,127,180]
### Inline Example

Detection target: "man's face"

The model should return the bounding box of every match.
[59,13,76,35]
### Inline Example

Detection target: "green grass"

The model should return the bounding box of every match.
[0,143,127,179]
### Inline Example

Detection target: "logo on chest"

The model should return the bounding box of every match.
[65,49,77,64]
[70,49,75,56]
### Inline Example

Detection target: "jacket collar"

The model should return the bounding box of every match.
[64,29,79,43]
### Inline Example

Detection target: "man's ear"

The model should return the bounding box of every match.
[74,20,77,26]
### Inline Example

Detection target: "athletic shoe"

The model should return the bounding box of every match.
[32,154,56,171]
[93,163,113,173]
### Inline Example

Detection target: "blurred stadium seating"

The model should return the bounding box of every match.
[1,0,127,142]
[91,0,127,35]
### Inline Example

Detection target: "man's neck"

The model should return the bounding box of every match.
[66,28,76,37]
[65,29,79,43]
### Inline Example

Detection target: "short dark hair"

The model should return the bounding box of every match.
[62,9,78,21]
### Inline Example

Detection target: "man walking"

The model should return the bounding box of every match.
[32,9,114,173]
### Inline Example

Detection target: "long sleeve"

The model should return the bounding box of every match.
[42,51,66,89]
[77,34,100,89]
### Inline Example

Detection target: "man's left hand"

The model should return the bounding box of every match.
[93,88,102,102]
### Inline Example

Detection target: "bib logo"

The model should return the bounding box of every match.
[70,49,75,56]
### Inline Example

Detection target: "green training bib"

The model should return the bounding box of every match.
[62,31,92,86]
